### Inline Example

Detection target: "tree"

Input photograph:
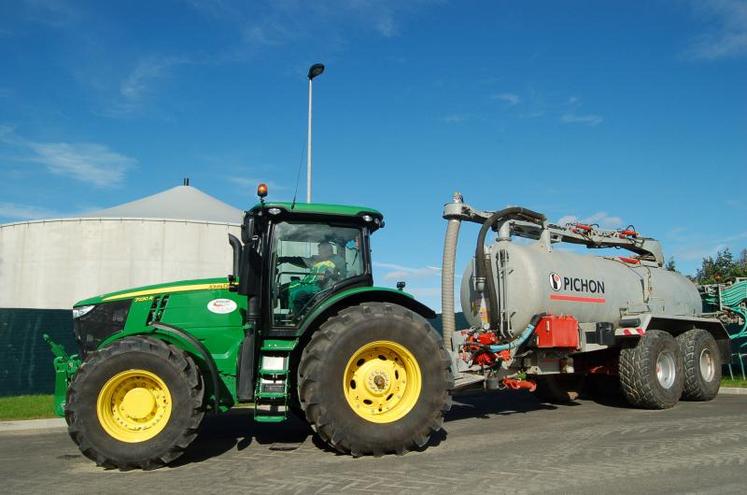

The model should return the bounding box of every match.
[665,257,677,272]
[695,248,747,284]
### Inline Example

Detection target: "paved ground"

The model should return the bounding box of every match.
[2,391,746,495]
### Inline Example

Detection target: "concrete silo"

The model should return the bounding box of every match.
[0,183,242,395]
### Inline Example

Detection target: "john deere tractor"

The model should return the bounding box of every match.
[47,185,452,469]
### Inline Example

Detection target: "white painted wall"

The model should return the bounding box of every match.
[0,218,241,309]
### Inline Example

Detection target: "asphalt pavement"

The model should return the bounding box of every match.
[2,391,746,494]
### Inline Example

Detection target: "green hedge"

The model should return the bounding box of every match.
[0,309,76,397]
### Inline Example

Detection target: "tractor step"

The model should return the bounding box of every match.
[253,340,297,423]
[255,391,286,399]
[254,415,286,423]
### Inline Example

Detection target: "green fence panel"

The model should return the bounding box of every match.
[0,308,76,397]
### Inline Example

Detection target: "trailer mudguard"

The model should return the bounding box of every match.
[297,286,437,337]
[616,314,732,362]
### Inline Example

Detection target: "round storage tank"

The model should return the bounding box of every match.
[0,184,242,310]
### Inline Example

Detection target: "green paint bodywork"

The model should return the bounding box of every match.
[46,201,434,421]
[44,334,81,416]
[249,201,383,220]
[48,277,426,417]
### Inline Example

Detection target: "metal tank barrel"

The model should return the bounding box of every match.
[460,241,703,336]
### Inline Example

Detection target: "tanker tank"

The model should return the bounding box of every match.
[460,230,702,337]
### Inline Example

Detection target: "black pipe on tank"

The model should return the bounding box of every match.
[474,207,546,333]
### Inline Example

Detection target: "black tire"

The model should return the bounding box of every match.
[65,336,205,470]
[677,329,721,401]
[619,330,684,409]
[297,302,453,456]
[533,374,585,403]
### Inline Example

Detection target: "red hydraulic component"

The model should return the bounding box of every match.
[534,315,580,349]
[502,377,537,392]
[570,223,593,234]
[473,352,495,366]
[618,256,640,264]
[618,228,638,237]
[476,332,498,345]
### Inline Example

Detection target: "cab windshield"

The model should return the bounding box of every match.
[271,222,364,327]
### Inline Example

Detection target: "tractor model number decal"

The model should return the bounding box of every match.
[207,298,238,314]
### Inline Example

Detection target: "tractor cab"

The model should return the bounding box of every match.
[235,185,385,339]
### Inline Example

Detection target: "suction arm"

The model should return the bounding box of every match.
[441,193,464,352]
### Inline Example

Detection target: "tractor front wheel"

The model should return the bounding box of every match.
[297,302,452,456]
[65,336,205,470]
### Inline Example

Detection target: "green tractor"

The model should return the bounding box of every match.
[47,186,452,469]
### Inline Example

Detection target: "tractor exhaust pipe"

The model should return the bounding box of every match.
[228,234,242,278]
[441,193,464,352]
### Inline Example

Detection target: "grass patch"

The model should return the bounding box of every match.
[0,395,56,421]
[721,378,747,388]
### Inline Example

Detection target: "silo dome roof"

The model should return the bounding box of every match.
[85,185,243,224]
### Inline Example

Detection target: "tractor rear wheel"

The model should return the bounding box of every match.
[677,329,721,401]
[297,302,453,456]
[619,330,684,409]
[65,336,205,470]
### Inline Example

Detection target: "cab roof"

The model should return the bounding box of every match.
[248,202,384,227]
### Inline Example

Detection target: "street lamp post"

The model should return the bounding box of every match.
[306,63,325,203]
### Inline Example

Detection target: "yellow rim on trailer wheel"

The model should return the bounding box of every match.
[343,340,422,423]
[96,369,172,443]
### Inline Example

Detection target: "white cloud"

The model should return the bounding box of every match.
[408,287,441,298]
[686,0,747,60]
[561,113,603,126]
[492,93,521,106]
[22,0,81,27]
[186,0,439,45]
[0,126,135,187]
[0,202,63,221]
[109,56,191,115]
[375,262,441,281]
[440,114,468,124]
[557,211,623,229]
[228,176,287,191]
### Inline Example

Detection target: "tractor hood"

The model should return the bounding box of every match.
[74,277,231,306]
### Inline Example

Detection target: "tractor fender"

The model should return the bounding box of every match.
[98,323,222,411]
[297,286,437,337]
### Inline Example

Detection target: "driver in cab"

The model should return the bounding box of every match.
[281,241,343,312]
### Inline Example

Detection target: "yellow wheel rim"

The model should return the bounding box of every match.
[343,340,422,424]
[96,369,172,443]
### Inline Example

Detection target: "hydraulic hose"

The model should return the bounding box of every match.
[441,214,462,352]
[488,313,546,352]
[475,207,546,331]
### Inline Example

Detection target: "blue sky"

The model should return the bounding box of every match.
[1,0,746,309]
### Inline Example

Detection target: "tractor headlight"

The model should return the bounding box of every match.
[72,305,96,319]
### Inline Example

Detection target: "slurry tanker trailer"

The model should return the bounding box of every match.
[46,187,730,469]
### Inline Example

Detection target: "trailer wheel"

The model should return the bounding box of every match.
[65,336,205,470]
[619,330,684,409]
[297,302,453,456]
[533,374,585,403]
[677,329,721,401]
